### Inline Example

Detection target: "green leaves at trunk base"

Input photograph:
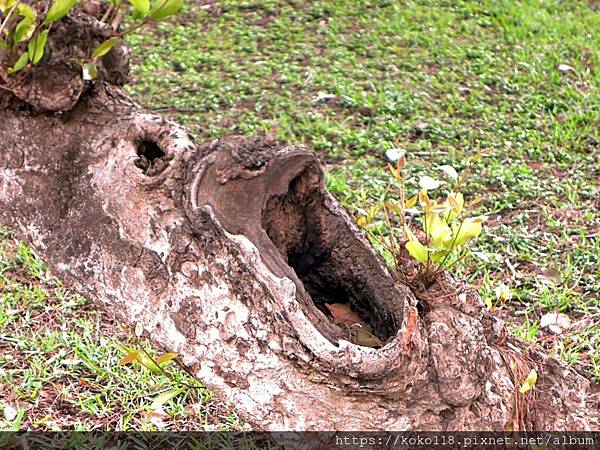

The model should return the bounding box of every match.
[92,37,121,58]
[128,0,150,15]
[2,0,184,79]
[27,30,49,65]
[150,0,183,20]
[8,52,29,73]
[405,240,428,263]
[82,61,98,80]
[44,0,79,24]
[453,217,485,247]
[13,4,37,46]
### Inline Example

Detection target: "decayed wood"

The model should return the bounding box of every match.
[0,9,593,433]
[0,85,592,432]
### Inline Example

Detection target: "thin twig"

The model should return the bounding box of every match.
[382,185,400,256]
[116,17,150,37]
[0,82,15,92]
[100,3,114,24]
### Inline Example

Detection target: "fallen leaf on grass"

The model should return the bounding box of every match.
[3,404,17,421]
[385,147,405,164]
[558,63,575,73]
[538,267,562,284]
[313,92,336,103]
[540,312,571,334]
[494,283,512,301]
[142,408,170,427]
[414,121,429,132]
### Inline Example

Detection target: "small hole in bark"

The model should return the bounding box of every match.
[135,140,166,175]
[416,300,426,318]
[440,408,456,421]
[262,167,398,343]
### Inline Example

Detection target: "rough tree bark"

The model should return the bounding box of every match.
[0,8,593,435]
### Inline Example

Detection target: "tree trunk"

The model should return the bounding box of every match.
[0,11,593,433]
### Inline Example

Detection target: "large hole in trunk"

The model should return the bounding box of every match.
[261,166,399,343]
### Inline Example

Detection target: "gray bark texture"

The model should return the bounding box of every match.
[0,9,593,435]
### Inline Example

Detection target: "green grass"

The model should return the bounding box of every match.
[0,229,243,430]
[1,0,599,429]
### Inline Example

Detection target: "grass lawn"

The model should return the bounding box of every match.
[1,0,598,430]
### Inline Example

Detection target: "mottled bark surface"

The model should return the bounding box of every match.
[0,10,594,434]
[0,86,592,432]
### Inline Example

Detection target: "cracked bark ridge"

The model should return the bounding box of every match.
[0,83,592,434]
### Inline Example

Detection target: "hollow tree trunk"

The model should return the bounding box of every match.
[0,11,593,435]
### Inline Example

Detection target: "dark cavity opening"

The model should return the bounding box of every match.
[261,167,399,343]
[135,140,167,175]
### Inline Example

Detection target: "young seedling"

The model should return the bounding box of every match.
[0,0,184,77]
[358,147,487,285]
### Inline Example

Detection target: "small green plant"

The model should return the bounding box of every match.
[358,148,487,284]
[0,0,183,76]
[117,345,203,412]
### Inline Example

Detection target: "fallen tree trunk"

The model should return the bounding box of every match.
[0,11,593,433]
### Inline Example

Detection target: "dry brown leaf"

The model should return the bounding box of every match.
[325,303,362,326]
[142,408,170,427]
[539,267,562,284]
[350,324,384,348]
